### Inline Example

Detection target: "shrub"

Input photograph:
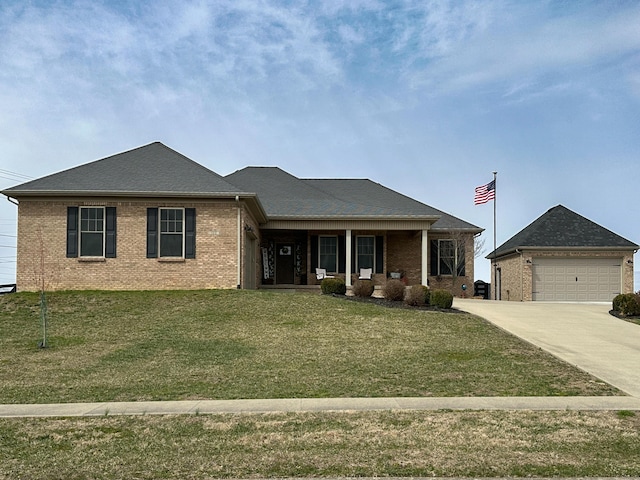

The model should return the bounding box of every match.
[405,285,430,306]
[612,293,625,312]
[352,280,374,298]
[430,289,454,309]
[613,293,640,316]
[383,279,406,301]
[320,277,346,295]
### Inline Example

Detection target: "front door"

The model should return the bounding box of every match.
[276,244,295,284]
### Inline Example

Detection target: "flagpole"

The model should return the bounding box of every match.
[492,171,497,300]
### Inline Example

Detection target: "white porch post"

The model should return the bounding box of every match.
[345,229,352,287]
[421,229,429,286]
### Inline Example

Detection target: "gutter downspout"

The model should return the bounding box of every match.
[6,196,19,206]
[236,196,241,289]
[516,248,523,301]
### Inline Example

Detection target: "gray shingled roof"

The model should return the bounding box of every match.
[3,142,482,231]
[488,205,639,259]
[2,142,244,197]
[226,166,482,230]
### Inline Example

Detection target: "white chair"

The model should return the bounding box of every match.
[316,268,335,280]
[358,268,373,280]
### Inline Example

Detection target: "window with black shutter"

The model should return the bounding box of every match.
[148,207,196,259]
[67,206,116,258]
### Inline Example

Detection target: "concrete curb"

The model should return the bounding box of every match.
[2,396,640,418]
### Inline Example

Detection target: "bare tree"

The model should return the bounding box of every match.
[34,228,58,348]
[474,234,486,260]
[34,230,49,348]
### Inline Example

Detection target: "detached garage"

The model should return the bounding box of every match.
[488,205,638,302]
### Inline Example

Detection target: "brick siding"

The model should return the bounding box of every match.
[16,198,246,291]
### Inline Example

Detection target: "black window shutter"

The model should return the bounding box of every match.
[310,235,318,272]
[375,236,384,273]
[430,240,438,276]
[66,207,78,258]
[185,208,196,259]
[147,208,158,258]
[338,235,346,273]
[105,207,116,258]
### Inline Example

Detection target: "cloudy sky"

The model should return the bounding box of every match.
[0,0,639,286]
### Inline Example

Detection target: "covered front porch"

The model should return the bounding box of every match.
[259,227,431,288]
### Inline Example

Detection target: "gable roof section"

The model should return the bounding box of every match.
[305,178,481,230]
[2,142,245,198]
[227,167,435,219]
[226,166,481,230]
[488,205,639,259]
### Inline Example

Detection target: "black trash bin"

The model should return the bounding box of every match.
[474,280,490,300]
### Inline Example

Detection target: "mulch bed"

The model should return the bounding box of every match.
[609,309,640,325]
[338,294,464,313]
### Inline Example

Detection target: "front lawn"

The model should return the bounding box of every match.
[0,289,619,404]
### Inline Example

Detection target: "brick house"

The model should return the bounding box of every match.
[3,142,483,293]
[488,205,638,302]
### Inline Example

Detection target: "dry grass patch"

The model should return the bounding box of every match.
[1,410,639,479]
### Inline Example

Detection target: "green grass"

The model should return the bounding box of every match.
[1,410,639,479]
[0,290,635,479]
[0,289,618,403]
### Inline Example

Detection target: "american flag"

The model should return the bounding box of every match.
[474,179,495,205]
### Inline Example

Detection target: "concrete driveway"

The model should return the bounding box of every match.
[454,299,640,397]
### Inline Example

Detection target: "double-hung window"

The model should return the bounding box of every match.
[160,208,184,257]
[319,236,338,272]
[146,207,196,259]
[432,239,465,276]
[67,206,116,258]
[438,239,455,275]
[80,207,105,257]
[356,236,375,271]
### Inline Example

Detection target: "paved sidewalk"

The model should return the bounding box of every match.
[454,299,640,397]
[2,396,640,418]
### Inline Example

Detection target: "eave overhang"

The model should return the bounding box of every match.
[2,190,269,224]
[430,226,485,234]
[487,245,639,260]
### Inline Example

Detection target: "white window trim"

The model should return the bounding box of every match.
[356,235,375,272]
[318,235,338,273]
[79,206,106,258]
[159,207,186,258]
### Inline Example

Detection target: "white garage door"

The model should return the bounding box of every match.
[532,257,622,302]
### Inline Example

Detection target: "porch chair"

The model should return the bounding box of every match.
[316,268,335,280]
[358,268,373,280]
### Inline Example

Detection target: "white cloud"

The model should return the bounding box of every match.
[408,1,640,98]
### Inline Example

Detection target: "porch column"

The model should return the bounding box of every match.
[421,229,429,286]
[345,229,352,287]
